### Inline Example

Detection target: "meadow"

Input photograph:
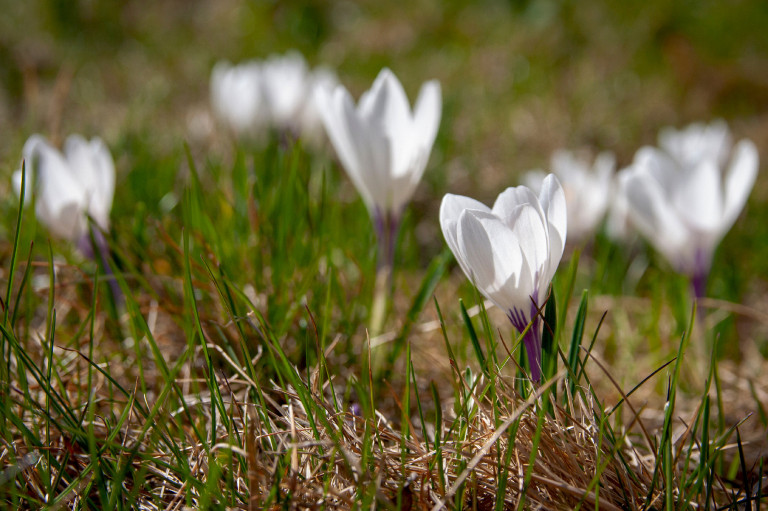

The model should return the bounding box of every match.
[1,0,767,508]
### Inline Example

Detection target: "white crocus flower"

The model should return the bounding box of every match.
[210,60,264,136]
[319,67,441,335]
[260,51,311,132]
[619,122,758,298]
[319,67,441,222]
[13,134,115,245]
[440,175,567,382]
[524,150,614,243]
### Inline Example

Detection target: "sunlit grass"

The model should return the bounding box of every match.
[0,136,765,508]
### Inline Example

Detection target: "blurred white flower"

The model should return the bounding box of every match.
[619,120,759,296]
[210,60,264,136]
[260,51,311,131]
[440,174,567,381]
[319,67,441,220]
[524,150,614,243]
[210,51,339,144]
[658,119,732,171]
[319,68,441,335]
[13,134,115,243]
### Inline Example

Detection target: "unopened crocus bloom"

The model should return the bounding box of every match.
[319,68,441,333]
[440,175,567,382]
[524,150,614,243]
[210,60,264,136]
[14,134,119,298]
[260,51,311,132]
[14,134,115,245]
[619,120,759,298]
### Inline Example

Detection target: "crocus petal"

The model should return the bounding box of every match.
[491,186,540,225]
[210,60,263,135]
[261,51,308,128]
[61,135,116,231]
[412,80,442,160]
[35,145,88,240]
[659,120,732,169]
[722,139,759,231]
[621,170,691,265]
[361,69,414,184]
[359,68,410,132]
[13,134,50,203]
[440,194,490,279]
[506,204,548,294]
[634,147,679,190]
[342,90,392,210]
[537,174,567,271]
[320,87,375,211]
[456,209,528,312]
[673,160,723,233]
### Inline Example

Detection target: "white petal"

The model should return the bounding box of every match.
[359,68,409,130]
[210,60,263,135]
[620,169,691,267]
[491,185,541,226]
[440,193,491,279]
[507,204,550,292]
[456,209,527,312]
[412,79,441,160]
[343,93,392,211]
[363,69,413,180]
[61,135,115,230]
[721,139,759,232]
[87,138,116,228]
[15,134,51,203]
[35,144,88,240]
[672,159,723,233]
[634,147,680,189]
[261,51,309,128]
[537,174,567,266]
[320,87,373,209]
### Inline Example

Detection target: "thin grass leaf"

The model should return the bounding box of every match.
[567,290,589,397]
[460,299,487,376]
[387,249,451,371]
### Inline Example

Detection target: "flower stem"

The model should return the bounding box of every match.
[79,228,123,305]
[690,247,710,303]
[369,209,399,338]
[690,269,707,304]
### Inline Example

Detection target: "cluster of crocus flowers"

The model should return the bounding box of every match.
[14,134,120,299]
[524,149,615,244]
[210,50,337,144]
[440,175,567,382]
[619,120,759,298]
[319,68,442,334]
